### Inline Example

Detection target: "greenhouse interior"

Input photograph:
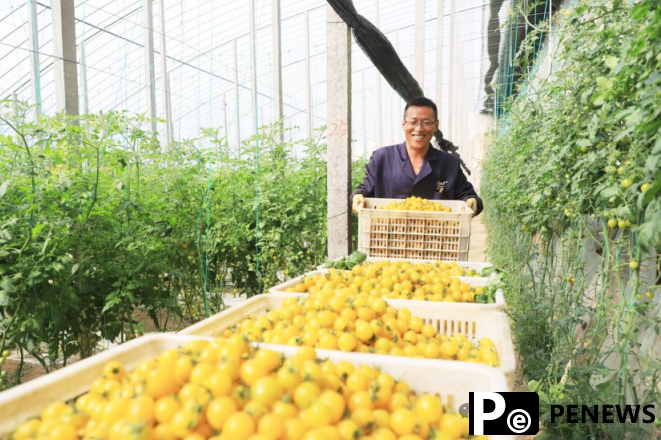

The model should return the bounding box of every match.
[0,0,659,438]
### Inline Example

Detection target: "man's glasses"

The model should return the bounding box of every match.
[404,119,436,128]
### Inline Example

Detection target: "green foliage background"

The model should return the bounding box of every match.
[0,106,365,380]
[483,0,660,437]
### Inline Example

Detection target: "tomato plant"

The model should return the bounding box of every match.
[483,0,660,437]
[0,105,367,382]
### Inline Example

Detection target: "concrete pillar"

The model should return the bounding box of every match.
[159,0,173,145]
[143,0,157,131]
[272,0,283,142]
[414,0,425,88]
[28,0,42,117]
[52,0,79,118]
[326,5,352,259]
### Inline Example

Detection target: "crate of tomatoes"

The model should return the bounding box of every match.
[271,262,505,311]
[0,334,512,440]
[180,293,515,374]
[357,197,473,261]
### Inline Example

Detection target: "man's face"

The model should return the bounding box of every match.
[402,105,438,152]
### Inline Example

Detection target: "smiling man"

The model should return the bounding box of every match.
[351,96,483,215]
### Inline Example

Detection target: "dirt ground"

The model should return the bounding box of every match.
[3,308,192,387]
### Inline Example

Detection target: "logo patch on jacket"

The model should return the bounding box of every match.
[436,180,447,194]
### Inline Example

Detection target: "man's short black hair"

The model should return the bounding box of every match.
[404,97,438,120]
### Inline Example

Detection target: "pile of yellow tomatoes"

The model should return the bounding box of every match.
[376,197,452,212]
[224,292,498,366]
[11,339,486,440]
[286,261,486,304]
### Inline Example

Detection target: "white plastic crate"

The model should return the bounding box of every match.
[0,334,511,439]
[180,293,515,373]
[0,334,185,435]
[358,198,473,261]
[269,269,505,311]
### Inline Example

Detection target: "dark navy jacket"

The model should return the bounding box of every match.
[351,142,483,216]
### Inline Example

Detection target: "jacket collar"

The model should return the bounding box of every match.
[397,142,440,183]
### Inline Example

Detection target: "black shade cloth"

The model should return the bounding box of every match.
[326,0,470,175]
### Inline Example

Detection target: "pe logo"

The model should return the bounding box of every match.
[468,392,539,435]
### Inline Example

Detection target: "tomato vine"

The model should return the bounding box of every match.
[483,0,660,437]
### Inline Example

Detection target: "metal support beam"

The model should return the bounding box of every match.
[52,0,78,118]
[374,0,382,150]
[27,0,42,117]
[326,5,352,259]
[233,39,241,146]
[362,69,367,157]
[222,92,229,146]
[414,0,425,88]
[143,0,157,132]
[159,0,173,145]
[305,11,313,138]
[448,0,456,138]
[435,0,445,122]
[249,0,258,137]
[272,0,283,142]
[80,27,88,114]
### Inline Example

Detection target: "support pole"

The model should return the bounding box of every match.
[435,0,445,123]
[305,11,313,138]
[159,0,173,145]
[362,69,367,157]
[414,0,425,88]
[233,39,241,146]
[80,4,88,115]
[12,92,20,124]
[448,0,456,138]
[28,0,42,117]
[222,92,229,144]
[326,5,352,259]
[143,0,157,132]
[374,0,382,149]
[249,0,258,137]
[272,0,283,142]
[52,0,78,119]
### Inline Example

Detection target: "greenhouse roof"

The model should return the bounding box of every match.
[0,0,507,157]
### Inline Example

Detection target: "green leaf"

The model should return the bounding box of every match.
[592,94,605,106]
[0,181,9,197]
[596,77,614,91]
[604,55,619,69]
[31,223,46,240]
[598,185,619,198]
[0,290,7,306]
[1,277,16,293]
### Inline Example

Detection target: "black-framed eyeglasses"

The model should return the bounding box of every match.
[404,119,436,128]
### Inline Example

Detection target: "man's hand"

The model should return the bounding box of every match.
[466,198,477,214]
[352,194,365,214]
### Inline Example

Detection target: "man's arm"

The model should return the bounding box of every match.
[350,152,378,205]
[453,167,484,216]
